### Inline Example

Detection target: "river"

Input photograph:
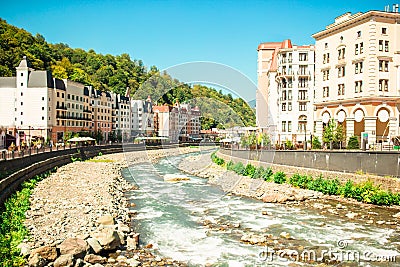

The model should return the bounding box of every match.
[122,152,400,266]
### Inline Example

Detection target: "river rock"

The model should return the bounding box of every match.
[127,236,138,250]
[17,242,31,257]
[59,238,89,258]
[91,228,121,250]
[31,245,58,261]
[262,193,280,203]
[393,212,400,218]
[127,259,140,267]
[54,254,74,267]
[240,234,267,244]
[280,232,291,239]
[84,254,107,264]
[28,253,46,267]
[98,214,114,226]
[87,237,103,254]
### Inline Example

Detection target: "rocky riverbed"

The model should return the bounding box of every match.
[22,147,198,267]
[178,152,400,228]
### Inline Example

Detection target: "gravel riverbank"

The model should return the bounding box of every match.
[22,146,198,267]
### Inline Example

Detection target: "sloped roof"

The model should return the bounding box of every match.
[0,77,16,88]
[153,105,170,112]
[28,71,54,88]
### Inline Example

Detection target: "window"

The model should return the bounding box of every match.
[299,53,308,61]
[385,41,389,52]
[282,90,287,101]
[20,112,23,115]
[72,95,75,100]
[298,90,307,100]
[338,47,345,60]
[288,90,292,100]
[288,102,292,111]
[355,44,359,55]
[282,103,287,111]
[355,81,363,93]
[338,84,345,96]
[57,92,60,97]
[299,78,308,88]
[288,121,292,132]
[68,94,70,99]
[20,83,23,86]
[355,62,363,74]
[382,27,387,34]
[360,42,363,54]
[323,70,330,81]
[299,102,307,111]
[357,31,361,37]
[21,73,23,76]
[42,116,44,120]
[325,43,328,49]
[379,79,389,92]
[298,65,308,75]
[282,121,286,132]
[42,97,45,101]
[62,93,64,98]
[298,116,307,132]
[338,66,345,77]
[21,102,23,106]
[379,60,389,72]
[42,107,44,110]
[323,53,330,64]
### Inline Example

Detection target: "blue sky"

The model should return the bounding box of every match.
[1,0,390,100]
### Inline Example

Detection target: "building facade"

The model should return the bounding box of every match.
[313,11,400,146]
[130,96,154,137]
[257,40,315,146]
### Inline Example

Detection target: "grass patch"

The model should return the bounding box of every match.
[0,168,56,266]
[210,152,400,206]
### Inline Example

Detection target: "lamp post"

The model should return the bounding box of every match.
[304,125,307,151]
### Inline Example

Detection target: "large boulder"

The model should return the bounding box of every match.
[58,238,89,259]
[87,237,103,254]
[54,254,74,267]
[28,253,46,267]
[84,254,107,264]
[91,228,121,250]
[98,214,114,226]
[31,246,58,261]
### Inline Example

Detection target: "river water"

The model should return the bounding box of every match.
[122,152,400,266]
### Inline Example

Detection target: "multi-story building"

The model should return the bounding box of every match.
[112,93,131,141]
[90,89,113,141]
[313,10,400,146]
[0,56,55,146]
[153,103,201,142]
[130,96,154,137]
[257,40,315,146]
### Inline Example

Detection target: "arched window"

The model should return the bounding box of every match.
[298,115,307,132]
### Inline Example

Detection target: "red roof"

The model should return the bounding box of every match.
[153,105,170,112]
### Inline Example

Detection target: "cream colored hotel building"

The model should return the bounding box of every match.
[313,10,400,146]
[258,9,400,147]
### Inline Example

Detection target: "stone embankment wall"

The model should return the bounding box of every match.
[219,148,400,178]
[217,150,400,193]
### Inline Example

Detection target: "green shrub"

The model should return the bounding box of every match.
[244,164,256,177]
[312,136,322,149]
[226,161,234,171]
[0,169,56,266]
[325,178,341,195]
[252,166,265,179]
[261,167,274,181]
[273,171,286,184]
[232,162,246,175]
[347,136,360,149]
[289,173,313,189]
[211,152,225,166]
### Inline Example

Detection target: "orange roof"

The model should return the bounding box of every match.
[258,39,294,71]
[153,105,170,112]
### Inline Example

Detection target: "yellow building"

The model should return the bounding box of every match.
[313,10,400,147]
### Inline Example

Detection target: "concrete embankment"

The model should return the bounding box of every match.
[22,146,198,267]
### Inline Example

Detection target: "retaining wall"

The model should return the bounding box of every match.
[219,148,400,178]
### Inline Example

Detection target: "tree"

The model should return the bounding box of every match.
[312,136,322,149]
[347,136,360,149]
[323,119,345,149]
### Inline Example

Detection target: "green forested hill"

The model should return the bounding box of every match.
[0,18,255,129]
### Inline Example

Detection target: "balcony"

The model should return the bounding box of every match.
[297,70,311,77]
[56,105,67,110]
